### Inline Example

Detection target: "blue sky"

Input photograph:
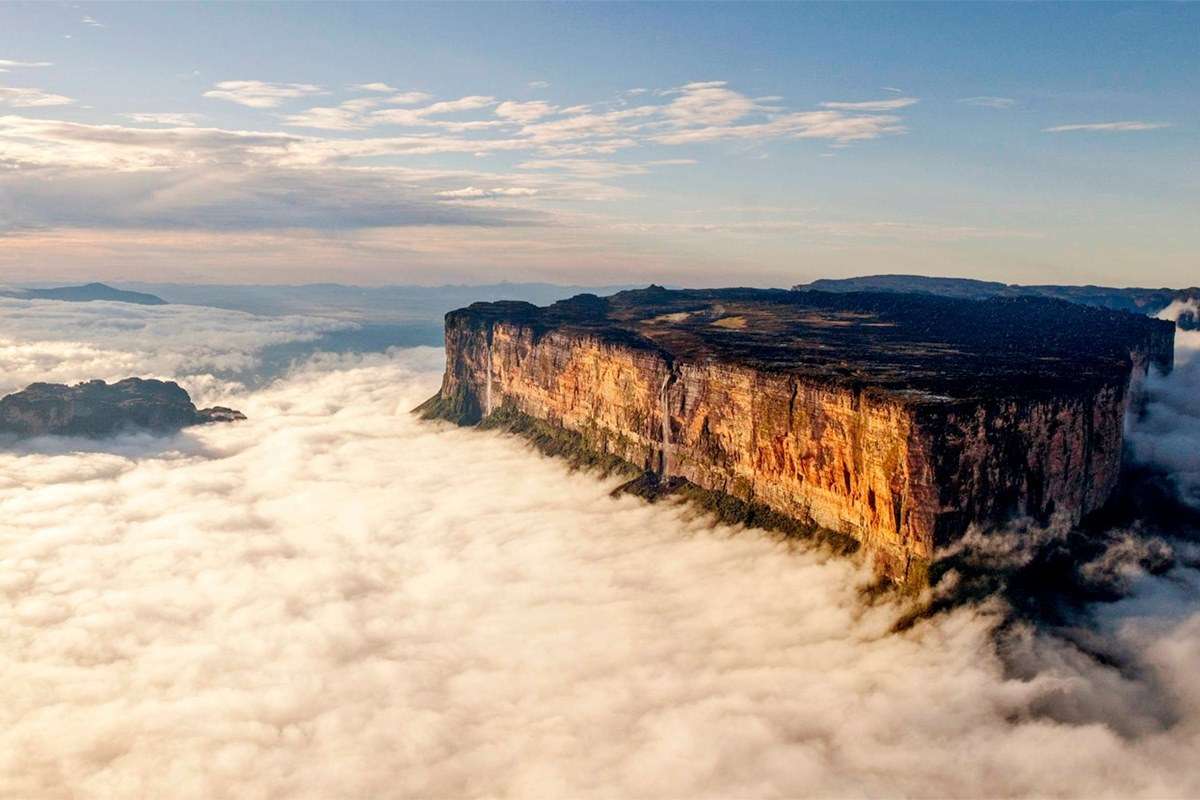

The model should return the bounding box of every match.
[0,2,1196,287]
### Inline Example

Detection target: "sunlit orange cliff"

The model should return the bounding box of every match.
[419,287,1175,585]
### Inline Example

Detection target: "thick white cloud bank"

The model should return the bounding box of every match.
[2,303,1200,798]
[0,297,351,403]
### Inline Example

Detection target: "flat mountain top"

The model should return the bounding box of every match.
[794,274,1198,328]
[0,378,243,438]
[452,286,1174,404]
[1,283,168,305]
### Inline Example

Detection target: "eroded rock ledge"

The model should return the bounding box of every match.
[418,287,1175,585]
[0,378,245,438]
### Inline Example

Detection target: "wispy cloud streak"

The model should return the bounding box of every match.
[203,80,326,108]
[1044,121,1170,133]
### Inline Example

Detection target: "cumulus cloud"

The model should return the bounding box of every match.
[437,186,539,200]
[3,79,915,170]
[283,95,498,132]
[277,98,383,131]
[368,95,498,129]
[273,79,912,148]
[0,59,54,68]
[384,91,434,105]
[0,116,304,170]
[0,164,549,232]
[495,100,558,123]
[351,82,399,93]
[0,77,919,250]
[0,115,540,173]
[203,80,326,109]
[0,86,73,107]
[122,112,205,127]
[662,81,760,125]
[0,303,1199,797]
[651,110,906,145]
[1044,121,1171,133]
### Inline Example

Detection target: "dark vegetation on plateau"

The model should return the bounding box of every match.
[448,286,1173,401]
[796,274,1198,330]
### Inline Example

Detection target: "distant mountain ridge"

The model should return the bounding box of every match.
[119,281,642,320]
[793,275,1199,329]
[0,282,167,305]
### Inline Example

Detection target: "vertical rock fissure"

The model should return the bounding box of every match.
[660,369,674,477]
[485,343,494,417]
[1081,394,1096,508]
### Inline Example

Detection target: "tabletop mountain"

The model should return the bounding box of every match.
[419,286,1175,585]
[0,378,244,438]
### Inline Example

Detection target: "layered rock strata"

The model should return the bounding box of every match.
[419,287,1175,584]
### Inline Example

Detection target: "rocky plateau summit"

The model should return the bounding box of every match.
[0,378,244,438]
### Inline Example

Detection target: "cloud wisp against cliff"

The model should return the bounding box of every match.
[2,301,1200,797]
[1129,301,1200,508]
[922,314,1200,648]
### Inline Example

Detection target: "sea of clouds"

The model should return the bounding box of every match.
[1,298,1199,799]
[0,297,352,404]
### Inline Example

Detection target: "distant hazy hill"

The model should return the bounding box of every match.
[113,281,646,363]
[794,275,1198,328]
[1,282,167,305]
[121,281,641,321]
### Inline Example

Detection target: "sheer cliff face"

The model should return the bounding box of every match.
[916,390,1127,548]
[424,289,1174,584]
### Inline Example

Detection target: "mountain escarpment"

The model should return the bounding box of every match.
[419,287,1175,585]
